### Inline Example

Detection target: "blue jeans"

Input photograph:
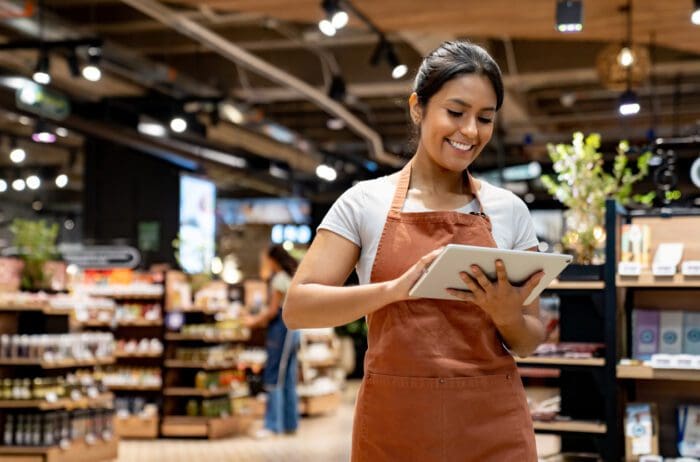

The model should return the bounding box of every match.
[263,314,300,433]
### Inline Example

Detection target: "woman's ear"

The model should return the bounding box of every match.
[408,92,422,125]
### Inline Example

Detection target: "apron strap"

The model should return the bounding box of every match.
[389,161,486,216]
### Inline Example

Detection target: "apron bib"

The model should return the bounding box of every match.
[351,162,537,461]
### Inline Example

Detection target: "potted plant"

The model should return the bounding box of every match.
[541,132,655,279]
[10,219,60,290]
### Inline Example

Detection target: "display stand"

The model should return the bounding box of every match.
[0,297,118,462]
[611,203,700,459]
[297,329,343,416]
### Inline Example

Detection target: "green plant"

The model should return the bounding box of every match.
[541,132,655,264]
[10,219,59,290]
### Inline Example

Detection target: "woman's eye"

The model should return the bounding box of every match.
[478,117,493,124]
[447,109,462,117]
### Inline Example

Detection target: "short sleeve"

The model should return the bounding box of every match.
[271,272,291,294]
[511,195,539,250]
[317,183,364,247]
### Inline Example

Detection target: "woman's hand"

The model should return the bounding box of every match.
[447,260,544,327]
[386,246,445,303]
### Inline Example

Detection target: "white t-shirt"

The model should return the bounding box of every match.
[318,173,538,285]
[271,271,292,295]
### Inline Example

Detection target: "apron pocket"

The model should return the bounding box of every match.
[441,373,536,462]
[357,373,443,462]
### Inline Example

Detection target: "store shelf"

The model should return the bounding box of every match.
[0,357,116,368]
[114,414,159,439]
[166,307,227,314]
[299,358,340,368]
[83,319,163,327]
[0,393,114,411]
[84,292,163,300]
[518,367,561,378]
[163,387,230,397]
[164,333,248,342]
[515,357,605,367]
[617,273,700,288]
[547,280,605,290]
[299,392,342,416]
[114,351,162,359]
[533,419,607,434]
[106,384,161,391]
[164,359,236,370]
[0,436,119,462]
[160,415,246,438]
[617,363,700,381]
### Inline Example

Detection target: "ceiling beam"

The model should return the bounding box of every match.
[120,0,403,167]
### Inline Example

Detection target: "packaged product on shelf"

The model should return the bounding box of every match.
[678,404,700,457]
[620,224,652,267]
[684,312,700,355]
[633,310,660,360]
[1,409,113,447]
[539,295,560,344]
[660,310,684,355]
[0,333,114,363]
[625,403,659,458]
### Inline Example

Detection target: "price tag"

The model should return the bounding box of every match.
[618,262,642,276]
[672,355,696,369]
[682,261,700,277]
[652,264,676,276]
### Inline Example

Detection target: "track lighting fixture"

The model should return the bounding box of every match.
[556,0,583,32]
[32,52,51,85]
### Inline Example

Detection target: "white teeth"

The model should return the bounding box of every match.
[447,139,474,151]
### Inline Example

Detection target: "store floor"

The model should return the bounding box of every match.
[117,383,356,462]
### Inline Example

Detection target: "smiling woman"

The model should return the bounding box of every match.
[283,41,543,462]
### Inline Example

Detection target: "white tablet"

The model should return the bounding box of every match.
[409,244,573,305]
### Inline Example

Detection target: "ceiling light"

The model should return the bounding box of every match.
[327,118,345,130]
[316,163,337,182]
[331,11,348,29]
[556,0,583,33]
[392,63,408,80]
[82,64,101,82]
[318,19,336,36]
[32,200,42,211]
[618,90,640,116]
[55,127,69,137]
[0,180,6,192]
[32,120,56,143]
[32,53,51,85]
[693,0,700,24]
[12,179,25,191]
[55,174,68,188]
[219,101,245,124]
[10,147,26,164]
[138,121,167,137]
[26,175,41,190]
[617,47,634,67]
[371,39,408,79]
[170,117,187,133]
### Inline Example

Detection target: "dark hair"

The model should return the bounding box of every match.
[413,41,504,111]
[268,244,298,277]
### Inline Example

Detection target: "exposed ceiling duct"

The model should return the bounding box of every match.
[120,0,404,168]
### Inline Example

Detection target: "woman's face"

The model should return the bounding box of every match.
[410,73,497,172]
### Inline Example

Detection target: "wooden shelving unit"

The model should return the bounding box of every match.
[164,333,248,342]
[618,363,700,381]
[0,393,114,411]
[617,273,700,288]
[114,415,159,439]
[163,359,236,370]
[299,392,342,417]
[533,420,607,434]
[516,357,605,367]
[547,280,606,290]
[160,415,245,439]
[106,384,162,392]
[114,351,162,359]
[0,357,116,368]
[163,387,231,397]
[0,436,119,462]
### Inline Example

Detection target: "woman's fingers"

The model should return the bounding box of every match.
[446,288,475,302]
[521,271,545,298]
[495,260,508,284]
[459,271,484,295]
[469,265,492,291]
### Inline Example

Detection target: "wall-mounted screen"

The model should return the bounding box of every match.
[217,198,311,225]
[179,175,216,274]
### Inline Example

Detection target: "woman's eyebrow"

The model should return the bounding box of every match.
[446,98,496,112]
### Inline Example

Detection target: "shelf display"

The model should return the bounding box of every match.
[114,338,163,358]
[1,408,115,447]
[0,333,115,364]
[101,368,162,389]
[297,328,343,416]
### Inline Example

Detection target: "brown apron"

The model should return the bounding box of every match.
[351,162,537,462]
